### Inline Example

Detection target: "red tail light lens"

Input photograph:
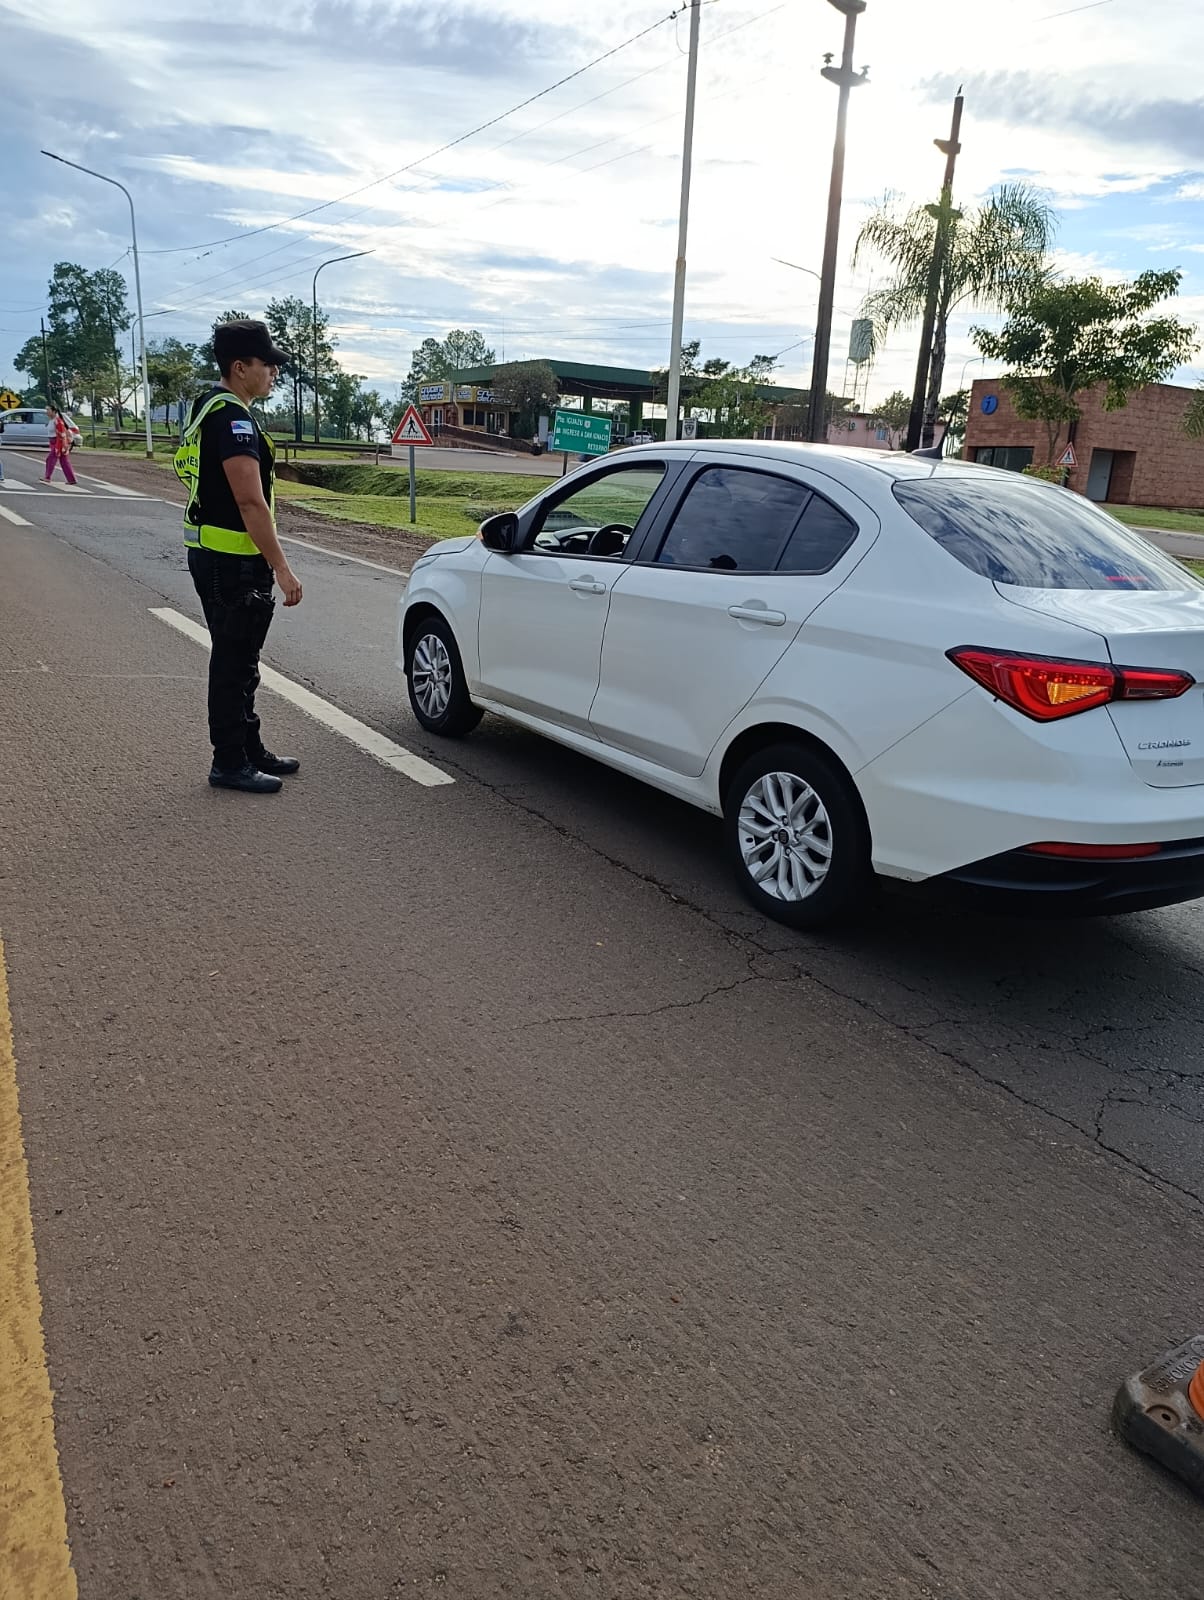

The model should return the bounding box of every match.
[948,648,1194,722]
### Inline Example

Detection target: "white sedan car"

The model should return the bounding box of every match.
[0,406,82,448]
[399,440,1204,928]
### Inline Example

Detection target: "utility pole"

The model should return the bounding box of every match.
[663,0,701,443]
[806,1,869,445]
[904,91,964,453]
[40,318,51,401]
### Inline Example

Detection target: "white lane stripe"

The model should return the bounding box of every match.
[0,501,32,526]
[46,482,89,493]
[276,532,411,578]
[148,606,453,788]
[76,474,144,496]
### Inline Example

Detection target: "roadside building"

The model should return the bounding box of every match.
[963,378,1204,508]
[414,357,819,448]
[825,412,947,452]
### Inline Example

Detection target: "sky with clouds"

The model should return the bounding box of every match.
[2,0,1203,408]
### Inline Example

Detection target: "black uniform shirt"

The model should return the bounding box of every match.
[193,388,272,533]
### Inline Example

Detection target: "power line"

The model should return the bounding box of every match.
[142,7,685,257]
[153,6,781,314]
[1040,0,1116,17]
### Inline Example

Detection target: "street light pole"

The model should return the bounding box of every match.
[806,1,868,445]
[664,0,701,444]
[311,250,372,444]
[42,150,153,458]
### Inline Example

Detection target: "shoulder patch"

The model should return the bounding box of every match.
[229,419,255,437]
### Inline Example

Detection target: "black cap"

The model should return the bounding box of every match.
[212,318,290,368]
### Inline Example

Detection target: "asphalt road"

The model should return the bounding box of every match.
[2,447,1204,1598]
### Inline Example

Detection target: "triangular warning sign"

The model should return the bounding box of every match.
[1059,443,1077,467]
[392,405,433,446]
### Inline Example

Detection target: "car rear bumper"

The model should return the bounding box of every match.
[923,836,1204,917]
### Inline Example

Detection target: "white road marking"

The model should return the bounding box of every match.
[76,474,144,496]
[275,532,410,578]
[46,481,88,493]
[149,607,453,788]
[0,501,32,526]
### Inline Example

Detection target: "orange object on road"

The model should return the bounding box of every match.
[1189,1359,1204,1421]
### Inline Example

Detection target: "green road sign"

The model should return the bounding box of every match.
[550,409,612,456]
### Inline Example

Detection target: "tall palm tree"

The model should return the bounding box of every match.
[854,183,1055,446]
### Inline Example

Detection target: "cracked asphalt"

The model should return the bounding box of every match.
[3,448,1204,1598]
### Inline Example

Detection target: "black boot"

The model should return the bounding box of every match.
[251,750,301,777]
[209,762,283,794]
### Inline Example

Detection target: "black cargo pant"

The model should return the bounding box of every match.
[187,546,276,772]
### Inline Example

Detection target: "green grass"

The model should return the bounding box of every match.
[277,464,552,540]
[1108,503,1204,536]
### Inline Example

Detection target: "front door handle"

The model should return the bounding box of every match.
[728,604,786,626]
[569,577,607,595]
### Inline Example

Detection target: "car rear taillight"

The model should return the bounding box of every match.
[947,648,1194,722]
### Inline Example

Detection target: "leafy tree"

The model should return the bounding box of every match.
[146,337,202,415]
[870,389,911,446]
[973,269,1198,464]
[350,386,385,440]
[939,388,970,455]
[323,367,363,439]
[855,183,1055,446]
[404,329,496,398]
[14,261,132,414]
[488,361,560,438]
[264,294,335,392]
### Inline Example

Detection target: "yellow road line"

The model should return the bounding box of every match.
[0,936,77,1598]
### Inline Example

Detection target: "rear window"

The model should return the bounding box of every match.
[893,475,1200,591]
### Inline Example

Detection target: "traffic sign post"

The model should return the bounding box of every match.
[391,406,434,524]
[551,409,612,475]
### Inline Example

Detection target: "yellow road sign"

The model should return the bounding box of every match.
[0,390,22,413]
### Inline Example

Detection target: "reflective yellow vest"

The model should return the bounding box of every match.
[174,391,276,556]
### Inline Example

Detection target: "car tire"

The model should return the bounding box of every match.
[723,741,874,929]
[405,615,483,737]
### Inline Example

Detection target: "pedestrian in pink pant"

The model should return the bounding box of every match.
[44,405,77,485]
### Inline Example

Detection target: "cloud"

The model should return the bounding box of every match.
[923,71,1204,166]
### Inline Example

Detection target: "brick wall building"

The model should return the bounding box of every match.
[963,378,1204,509]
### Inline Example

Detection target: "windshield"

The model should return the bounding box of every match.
[893,474,1200,592]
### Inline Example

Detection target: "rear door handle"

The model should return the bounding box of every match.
[728,604,786,626]
[569,577,607,594]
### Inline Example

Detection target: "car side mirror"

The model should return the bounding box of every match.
[479,511,519,552]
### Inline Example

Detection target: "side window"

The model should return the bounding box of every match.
[776,491,858,573]
[530,466,665,557]
[655,466,810,572]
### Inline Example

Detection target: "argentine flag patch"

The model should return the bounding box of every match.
[230,419,255,437]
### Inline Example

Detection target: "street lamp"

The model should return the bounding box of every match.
[42,150,153,459]
[311,251,372,444]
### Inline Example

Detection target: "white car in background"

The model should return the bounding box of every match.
[0,406,82,448]
[399,440,1204,928]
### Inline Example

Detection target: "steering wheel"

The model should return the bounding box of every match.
[586,523,633,555]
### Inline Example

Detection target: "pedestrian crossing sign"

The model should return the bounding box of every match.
[391,406,433,447]
[1059,444,1077,468]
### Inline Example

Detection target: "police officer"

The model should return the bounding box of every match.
[182,319,304,794]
